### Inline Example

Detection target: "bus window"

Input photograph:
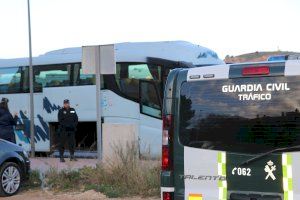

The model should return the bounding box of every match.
[179,76,300,154]
[139,80,162,118]
[73,63,105,88]
[78,68,96,85]
[33,64,72,92]
[72,63,94,85]
[129,64,153,79]
[0,67,27,94]
[115,63,162,101]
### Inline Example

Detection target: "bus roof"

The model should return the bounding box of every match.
[0,41,224,68]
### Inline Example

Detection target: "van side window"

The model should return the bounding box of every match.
[115,63,162,101]
[0,67,28,94]
[33,64,72,92]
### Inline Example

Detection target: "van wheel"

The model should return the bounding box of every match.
[0,162,21,197]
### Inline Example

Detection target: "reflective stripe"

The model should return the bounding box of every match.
[189,194,203,200]
[218,152,227,200]
[282,153,293,200]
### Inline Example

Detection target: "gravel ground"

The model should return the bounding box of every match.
[5,189,160,200]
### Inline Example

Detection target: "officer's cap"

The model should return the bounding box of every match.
[1,98,9,103]
[63,99,70,104]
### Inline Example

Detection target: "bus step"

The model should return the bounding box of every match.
[51,150,97,159]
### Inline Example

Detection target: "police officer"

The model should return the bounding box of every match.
[58,99,78,162]
[0,98,18,143]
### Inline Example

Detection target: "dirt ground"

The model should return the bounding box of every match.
[5,189,160,200]
[5,158,160,199]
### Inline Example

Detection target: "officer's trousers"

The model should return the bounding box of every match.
[58,131,76,157]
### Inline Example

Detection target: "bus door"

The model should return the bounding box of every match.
[139,79,162,157]
[36,63,97,152]
[139,58,190,157]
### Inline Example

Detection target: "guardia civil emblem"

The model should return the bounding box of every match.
[264,160,276,180]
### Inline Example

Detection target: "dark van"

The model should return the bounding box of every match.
[161,60,300,200]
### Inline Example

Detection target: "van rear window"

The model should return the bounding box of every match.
[179,76,300,153]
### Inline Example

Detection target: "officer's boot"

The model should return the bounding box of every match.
[70,155,77,161]
[60,157,65,163]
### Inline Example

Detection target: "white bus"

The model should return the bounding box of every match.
[0,41,223,157]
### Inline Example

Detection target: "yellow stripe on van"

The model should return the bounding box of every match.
[188,194,202,200]
[282,153,293,200]
[218,152,227,200]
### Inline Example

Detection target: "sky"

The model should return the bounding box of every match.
[0,0,299,59]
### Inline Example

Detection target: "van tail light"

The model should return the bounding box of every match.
[163,192,173,200]
[162,115,173,171]
[242,66,270,76]
[163,115,173,130]
[162,146,170,170]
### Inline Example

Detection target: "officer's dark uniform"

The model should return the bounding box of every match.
[0,98,17,143]
[58,100,78,161]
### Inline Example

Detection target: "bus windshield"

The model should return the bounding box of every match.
[179,76,300,154]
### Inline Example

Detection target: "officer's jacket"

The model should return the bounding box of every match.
[0,107,16,134]
[58,107,78,131]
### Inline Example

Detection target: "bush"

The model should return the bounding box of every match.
[43,142,160,198]
[45,168,81,191]
[23,170,42,189]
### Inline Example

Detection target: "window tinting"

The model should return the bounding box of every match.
[79,68,95,85]
[179,76,300,154]
[73,63,95,86]
[73,63,104,88]
[0,67,28,94]
[140,80,162,118]
[115,63,162,101]
[34,64,72,92]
